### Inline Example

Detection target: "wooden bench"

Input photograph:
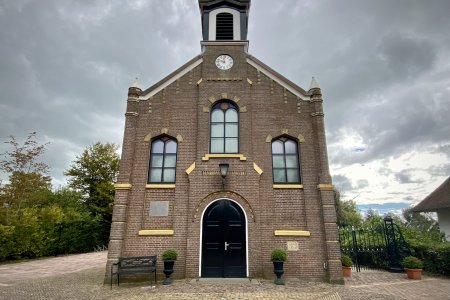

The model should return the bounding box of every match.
[110,255,157,288]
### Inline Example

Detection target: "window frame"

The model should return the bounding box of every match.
[209,101,240,154]
[148,136,178,184]
[271,137,301,184]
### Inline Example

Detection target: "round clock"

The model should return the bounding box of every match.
[215,54,234,70]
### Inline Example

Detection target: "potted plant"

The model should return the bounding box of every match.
[271,249,287,285]
[401,256,423,280]
[341,255,353,277]
[162,249,177,285]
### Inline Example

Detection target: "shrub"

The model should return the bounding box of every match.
[341,255,353,267]
[271,249,287,261]
[402,256,423,269]
[162,249,178,260]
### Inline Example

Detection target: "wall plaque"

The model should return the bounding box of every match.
[149,201,169,217]
[287,241,299,251]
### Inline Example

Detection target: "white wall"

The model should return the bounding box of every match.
[437,208,450,241]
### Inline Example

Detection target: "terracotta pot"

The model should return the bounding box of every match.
[406,268,422,280]
[342,266,352,277]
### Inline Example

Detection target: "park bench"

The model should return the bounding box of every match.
[110,255,157,288]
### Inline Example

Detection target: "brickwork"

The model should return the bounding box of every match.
[105,41,342,283]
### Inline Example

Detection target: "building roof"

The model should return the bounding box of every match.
[412,177,450,212]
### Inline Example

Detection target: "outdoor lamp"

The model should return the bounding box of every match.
[219,163,229,190]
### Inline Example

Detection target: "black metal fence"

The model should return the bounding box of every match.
[339,216,411,272]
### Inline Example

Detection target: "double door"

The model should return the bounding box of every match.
[201,199,246,277]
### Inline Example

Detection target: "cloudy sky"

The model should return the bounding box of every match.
[1,0,449,210]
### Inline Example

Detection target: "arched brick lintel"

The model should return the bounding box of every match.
[193,190,255,222]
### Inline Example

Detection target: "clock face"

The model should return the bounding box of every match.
[215,55,234,70]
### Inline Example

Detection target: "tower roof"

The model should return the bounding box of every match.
[199,0,250,12]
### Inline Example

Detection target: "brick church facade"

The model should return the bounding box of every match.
[106,0,342,283]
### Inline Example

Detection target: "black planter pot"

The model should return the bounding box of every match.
[273,260,285,285]
[163,260,175,285]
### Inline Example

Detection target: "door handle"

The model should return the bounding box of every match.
[224,241,230,251]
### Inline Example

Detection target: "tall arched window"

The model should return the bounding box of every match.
[210,101,239,153]
[272,137,300,183]
[148,137,177,183]
[216,12,233,40]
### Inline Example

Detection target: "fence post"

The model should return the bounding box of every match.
[383,216,403,272]
[351,227,360,272]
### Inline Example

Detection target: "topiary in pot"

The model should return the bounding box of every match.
[341,255,353,277]
[162,249,178,285]
[271,249,287,285]
[401,256,423,280]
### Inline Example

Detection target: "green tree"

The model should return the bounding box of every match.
[0,132,51,219]
[335,189,363,227]
[64,142,120,244]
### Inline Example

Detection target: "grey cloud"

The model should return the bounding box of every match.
[332,174,353,192]
[1,0,449,196]
[378,33,436,79]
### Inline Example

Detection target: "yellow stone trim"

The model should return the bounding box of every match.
[273,184,304,189]
[144,132,152,142]
[265,135,272,143]
[274,230,311,237]
[298,134,305,143]
[138,229,174,236]
[281,128,289,134]
[247,78,253,85]
[253,163,263,175]
[114,183,132,190]
[145,184,176,189]
[197,78,203,85]
[186,162,196,175]
[201,154,247,161]
[317,184,334,191]
[240,106,247,113]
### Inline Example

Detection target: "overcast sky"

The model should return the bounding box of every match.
[1,0,449,209]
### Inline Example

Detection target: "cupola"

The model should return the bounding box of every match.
[199,0,251,41]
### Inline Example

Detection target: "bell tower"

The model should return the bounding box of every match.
[199,0,251,41]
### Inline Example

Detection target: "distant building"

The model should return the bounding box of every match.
[105,0,342,283]
[412,177,450,240]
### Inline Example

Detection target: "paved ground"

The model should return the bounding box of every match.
[0,251,449,299]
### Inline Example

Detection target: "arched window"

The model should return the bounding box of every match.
[148,137,177,183]
[216,12,233,40]
[210,101,239,153]
[272,137,300,183]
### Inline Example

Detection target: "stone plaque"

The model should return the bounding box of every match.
[149,201,169,217]
[287,241,299,251]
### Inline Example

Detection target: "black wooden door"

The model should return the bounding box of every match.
[201,200,246,277]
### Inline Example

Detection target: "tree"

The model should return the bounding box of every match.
[334,189,363,227]
[0,132,51,216]
[64,142,120,244]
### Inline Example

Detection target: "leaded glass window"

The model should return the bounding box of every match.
[148,137,177,183]
[272,137,300,183]
[210,102,239,153]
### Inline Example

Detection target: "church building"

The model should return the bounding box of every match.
[106,0,342,283]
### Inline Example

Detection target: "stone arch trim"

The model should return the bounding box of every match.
[193,191,255,222]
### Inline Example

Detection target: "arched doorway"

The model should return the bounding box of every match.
[201,199,247,277]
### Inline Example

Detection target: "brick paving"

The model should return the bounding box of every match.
[0,251,449,299]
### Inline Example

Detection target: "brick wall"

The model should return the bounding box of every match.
[105,43,342,283]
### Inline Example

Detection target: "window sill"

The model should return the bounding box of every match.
[146,184,176,189]
[272,184,304,189]
[202,153,247,161]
